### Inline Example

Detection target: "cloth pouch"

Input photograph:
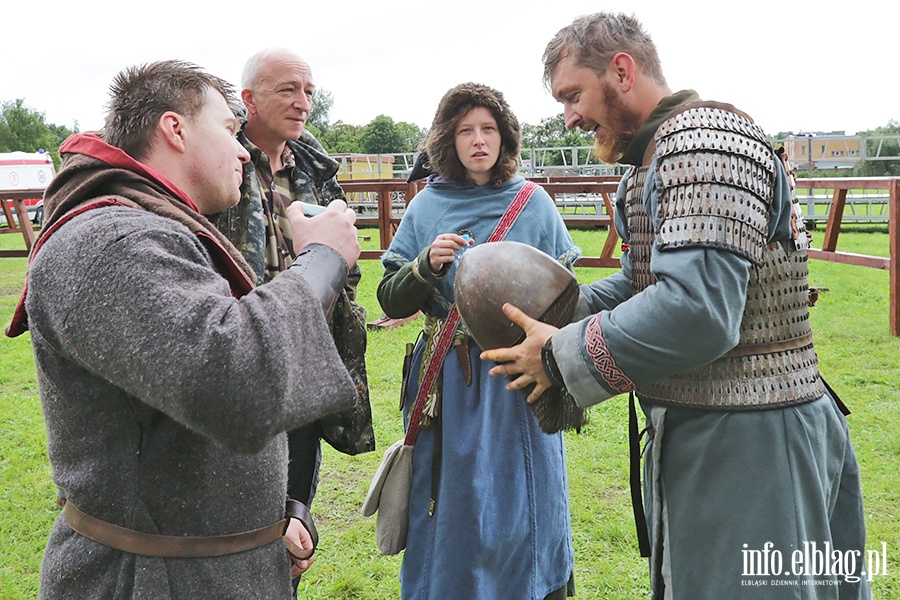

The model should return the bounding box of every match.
[360,439,414,555]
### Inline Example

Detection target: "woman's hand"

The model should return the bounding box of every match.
[428,233,473,273]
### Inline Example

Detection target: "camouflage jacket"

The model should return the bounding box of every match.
[212,128,344,282]
[211,127,374,455]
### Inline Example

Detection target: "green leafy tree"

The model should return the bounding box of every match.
[0,99,76,169]
[308,88,334,134]
[48,121,78,148]
[522,113,594,148]
[853,120,900,177]
[395,121,427,153]
[521,113,595,166]
[359,115,403,154]
[316,120,362,154]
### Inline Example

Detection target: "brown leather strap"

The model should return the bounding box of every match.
[64,501,287,558]
[722,332,814,358]
[283,499,318,560]
[454,337,473,386]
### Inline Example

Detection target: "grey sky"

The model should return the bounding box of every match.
[3,0,896,138]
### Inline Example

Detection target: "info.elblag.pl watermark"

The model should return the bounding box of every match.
[741,542,889,586]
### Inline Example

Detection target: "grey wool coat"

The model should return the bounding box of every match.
[21,134,356,599]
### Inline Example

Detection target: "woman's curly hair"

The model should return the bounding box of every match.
[424,82,521,186]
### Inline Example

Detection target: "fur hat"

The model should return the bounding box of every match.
[424,82,521,186]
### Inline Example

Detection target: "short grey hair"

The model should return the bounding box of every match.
[241,48,312,91]
[542,12,666,88]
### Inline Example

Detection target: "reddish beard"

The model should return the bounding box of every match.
[593,82,642,164]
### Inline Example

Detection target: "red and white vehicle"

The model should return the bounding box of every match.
[0,151,56,225]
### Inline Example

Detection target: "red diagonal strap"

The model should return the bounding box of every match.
[404,181,539,445]
[6,199,121,338]
[487,181,537,242]
[6,197,255,338]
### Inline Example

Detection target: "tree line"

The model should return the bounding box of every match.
[2,94,898,176]
[0,99,77,169]
[305,89,596,162]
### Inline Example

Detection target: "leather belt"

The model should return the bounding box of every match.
[64,500,315,558]
[722,332,814,358]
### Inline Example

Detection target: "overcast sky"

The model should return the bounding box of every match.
[3,0,896,140]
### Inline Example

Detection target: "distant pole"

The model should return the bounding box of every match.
[890,179,899,336]
[807,135,813,171]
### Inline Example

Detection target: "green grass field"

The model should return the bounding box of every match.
[0,225,897,599]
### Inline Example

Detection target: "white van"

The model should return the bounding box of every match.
[0,150,56,225]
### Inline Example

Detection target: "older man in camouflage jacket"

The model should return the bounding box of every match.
[211,48,374,522]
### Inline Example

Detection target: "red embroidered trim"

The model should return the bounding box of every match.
[585,313,634,393]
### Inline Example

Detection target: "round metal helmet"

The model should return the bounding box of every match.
[454,240,579,350]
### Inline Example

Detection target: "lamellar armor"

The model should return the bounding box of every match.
[628,104,824,410]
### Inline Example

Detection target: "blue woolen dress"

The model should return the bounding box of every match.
[379,176,580,599]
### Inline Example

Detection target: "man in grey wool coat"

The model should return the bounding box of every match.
[6,59,360,598]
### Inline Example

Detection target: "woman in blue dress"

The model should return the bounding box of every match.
[377,82,580,599]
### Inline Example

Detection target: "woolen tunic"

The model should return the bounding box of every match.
[23,137,356,599]
[379,176,579,599]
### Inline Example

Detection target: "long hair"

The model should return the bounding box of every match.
[424,82,521,186]
[542,12,666,88]
[103,60,236,161]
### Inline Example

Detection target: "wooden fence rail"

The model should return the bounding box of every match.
[335,176,899,337]
[3,176,896,336]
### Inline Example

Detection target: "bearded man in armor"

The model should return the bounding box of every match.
[483,12,871,600]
